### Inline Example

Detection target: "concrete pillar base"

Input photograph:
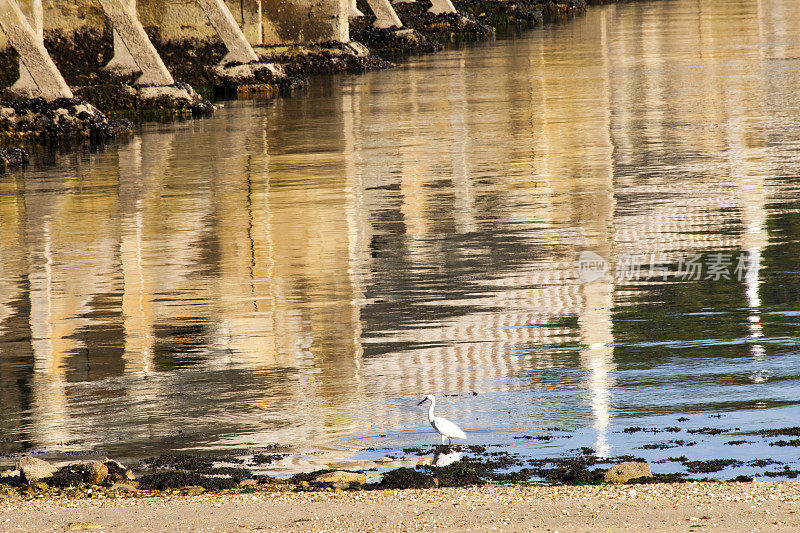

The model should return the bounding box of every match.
[103,0,138,75]
[428,0,457,15]
[11,67,37,94]
[0,0,73,101]
[211,61,284,82]
[390,0,456,13]
[103,28,139,76]
[137,83,203,105]
[364,0,402,28]
[344,41,369,57]
[11,0,42,94]
[196,0,259,65]
[96,0,175,87]
[349,0,364,17]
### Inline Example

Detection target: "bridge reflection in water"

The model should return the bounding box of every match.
[0,0,795,466]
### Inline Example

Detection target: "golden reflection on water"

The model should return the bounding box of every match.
[1,0,799,463]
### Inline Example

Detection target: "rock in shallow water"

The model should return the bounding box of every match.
[105,460,136,483]
[16,457,57,484]
[86,461,108,484]
[603,461,653,483]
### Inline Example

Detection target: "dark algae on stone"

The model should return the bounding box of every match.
[136,454,253,491]
[350,0,493,56]
[0,97,131,147]
[682,459,744,474]
[138,471,239,491]
[376,467,436,489]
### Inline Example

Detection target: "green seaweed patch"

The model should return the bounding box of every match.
[422,462,484,486]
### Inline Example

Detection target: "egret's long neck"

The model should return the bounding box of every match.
[428,398,436,422]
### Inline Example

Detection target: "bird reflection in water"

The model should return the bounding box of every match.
[433,450,463,467]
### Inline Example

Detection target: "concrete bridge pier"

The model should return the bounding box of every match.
[196,0,283,80]
[237,0,262,44]
[97,0,175,86]
[94,0,203,103]
[0,0,72,100]
[104,0,140,76]
[197,0,284,78]
[349,0,364,18]
[10,0,41,94]
[197,0,259,64]
[391,0,457,15]
[427,0,457,15]
[364,0,402,28]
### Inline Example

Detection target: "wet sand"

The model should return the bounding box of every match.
[2,481,799,532]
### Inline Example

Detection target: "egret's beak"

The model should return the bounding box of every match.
[417,398,427,405]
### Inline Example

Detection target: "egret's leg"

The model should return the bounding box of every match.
[442,435,447,445]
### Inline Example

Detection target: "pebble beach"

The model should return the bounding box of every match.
[2,481,799,532]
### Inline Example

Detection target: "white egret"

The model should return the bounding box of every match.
[417,395,467,445]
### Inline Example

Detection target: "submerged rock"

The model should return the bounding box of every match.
[604,461,653,483]
[105,460,136,483]
[17,457,57,484]
[87,461,109,484]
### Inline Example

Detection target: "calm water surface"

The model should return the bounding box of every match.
[3,0,800,478]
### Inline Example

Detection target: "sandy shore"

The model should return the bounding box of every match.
[2,481,799,532]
